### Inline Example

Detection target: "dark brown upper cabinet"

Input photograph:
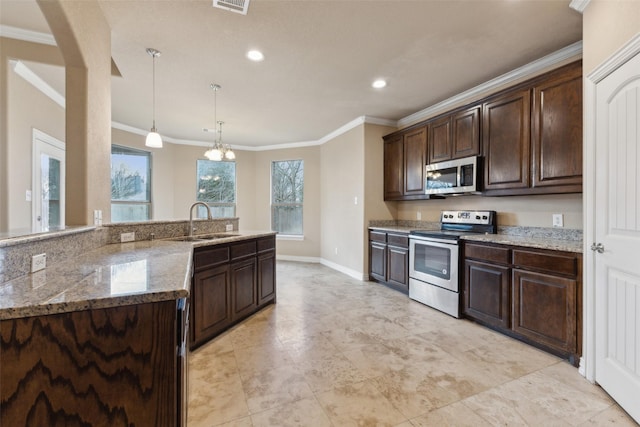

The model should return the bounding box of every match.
[429,106,481,164]
[403,126,428,196]
[383,125,428,200]
[531,62,582,191]
[482,89,532,192]
[382,60,582,200]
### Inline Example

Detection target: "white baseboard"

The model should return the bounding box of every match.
[276,255,366,281]
[276,255,321,263]
[319,259,366,281]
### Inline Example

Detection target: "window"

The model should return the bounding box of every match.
[271,160,304,235]
[196,160,236,218]
[111,145,151,222]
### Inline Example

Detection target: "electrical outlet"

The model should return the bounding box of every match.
[120,232,135,242]
[226,224,233,232]
[335,247,338,255]
[416,211,422,220]
[552,213,564,228]
[31,253,46,272]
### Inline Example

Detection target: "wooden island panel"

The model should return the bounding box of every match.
[1,300,178,426]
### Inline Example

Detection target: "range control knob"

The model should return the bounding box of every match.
[476,215,481,220]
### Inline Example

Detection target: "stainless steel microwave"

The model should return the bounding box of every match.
[425,156,480,195]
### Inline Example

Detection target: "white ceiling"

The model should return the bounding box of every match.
[0,0,582,148]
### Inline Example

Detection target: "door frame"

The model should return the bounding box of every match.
[32,128,65,232]
[583,32,640,382]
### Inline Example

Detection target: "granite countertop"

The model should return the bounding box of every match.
[368,225,582,253]
[461,234,583,253]
[0,231,275,320]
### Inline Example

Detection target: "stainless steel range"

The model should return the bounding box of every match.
[409,210,496,318]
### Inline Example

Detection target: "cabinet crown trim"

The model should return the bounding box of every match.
[398,41,582,128]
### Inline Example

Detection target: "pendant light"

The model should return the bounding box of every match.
[145,48,163,148]
[204,84,235,161]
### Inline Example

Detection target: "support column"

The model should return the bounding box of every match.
[37,0,112,225]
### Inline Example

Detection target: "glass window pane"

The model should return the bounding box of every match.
[271,205,303,235]
[111,146,151,202]
[111,145,151,222]
[111,204,150,223]
[196,160,236,218]
[271,160,304,235]
[272,160,304,203]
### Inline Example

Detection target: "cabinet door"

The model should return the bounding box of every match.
[231,257,258,320]
[512,268,577,354]
[452,106,480,159]
[192,264,231,345]
[258,251,276,305]
[429,117,452,164]
[403,126,428,195]
[384,135,404,200]
[532,63,582,190]
[387,245,409,290]
[483,89,531,191]
[369,241,387,282]
[464,259,510,329]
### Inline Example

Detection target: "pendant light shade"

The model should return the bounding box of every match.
[145,48,163,148]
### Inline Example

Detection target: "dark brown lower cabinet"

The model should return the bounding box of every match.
[512,268,577,354]
[192,264,231,343]
[368,230,409,294]
[463,241,581,364]
[1,300,185,426]
[231,257,258,320]
[464,259,510,329]
[190,235,276,350]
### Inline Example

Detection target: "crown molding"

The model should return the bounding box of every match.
[0,25,56,46]
[569,0,591,13]
[397,41,583,128]
[10,60,65,108]
[587,33,640,84]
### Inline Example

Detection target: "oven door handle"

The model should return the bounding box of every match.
[409,236,458,246]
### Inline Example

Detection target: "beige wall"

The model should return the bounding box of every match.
[252,147,321,258]
[320,125,366,274]
[397,194,583,229]
[6,62,66,232]
[583,0,640,75]
[0,37,64,233]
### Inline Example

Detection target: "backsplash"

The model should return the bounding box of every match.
[0,218,239,283]
[104,218,239,244]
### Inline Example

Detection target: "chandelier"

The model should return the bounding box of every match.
[204,84,235,161]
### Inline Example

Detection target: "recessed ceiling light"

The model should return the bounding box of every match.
[372,79,387,89]
[247,50,264,62]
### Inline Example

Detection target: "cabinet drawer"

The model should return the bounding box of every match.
[464,243,510,264]
[369,230,387,243]
[231,240,257,260]
[257,236,276,253]
[194,246,230,271]
[512,250,577,277]
[387,233,408,248]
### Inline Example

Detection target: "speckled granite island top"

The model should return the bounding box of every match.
[0,231,275,320]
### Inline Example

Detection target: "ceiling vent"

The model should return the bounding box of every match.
[213,0,250,15]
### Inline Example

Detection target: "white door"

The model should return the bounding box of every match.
[32,129,65,233]
[593,49,640,423]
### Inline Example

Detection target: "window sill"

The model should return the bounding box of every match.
[276,234,304,241]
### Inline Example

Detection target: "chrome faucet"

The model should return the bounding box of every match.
[189,202,213,238]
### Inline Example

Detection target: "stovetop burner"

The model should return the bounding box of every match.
[410,210,497,241]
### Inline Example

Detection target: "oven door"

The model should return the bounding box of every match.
[409,237,459,292]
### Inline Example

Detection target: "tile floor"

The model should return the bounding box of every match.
[187,261,637,426]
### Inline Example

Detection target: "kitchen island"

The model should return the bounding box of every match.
[0,230,276,427]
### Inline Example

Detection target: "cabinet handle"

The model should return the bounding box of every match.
[590,243,604,253]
